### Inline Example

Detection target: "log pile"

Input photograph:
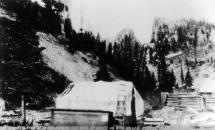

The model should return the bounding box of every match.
[167,94,202,111]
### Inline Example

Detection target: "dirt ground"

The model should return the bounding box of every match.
[0,125,215,130]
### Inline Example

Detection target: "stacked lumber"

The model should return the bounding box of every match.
[137,117,164,127]
[167,94,202,111]
[206,97,215,108]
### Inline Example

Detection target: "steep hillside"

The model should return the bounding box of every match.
[192,30,215,90]
[37,32,98,82]
[168,29,215,90]
[149,18,215,91]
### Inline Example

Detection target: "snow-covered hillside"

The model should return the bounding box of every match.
[193,30,215,91]
[37,32,98,82]
[168,29,215,91]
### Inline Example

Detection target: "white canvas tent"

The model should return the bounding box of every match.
[55,81,144,118]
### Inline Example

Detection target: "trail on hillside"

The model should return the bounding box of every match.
[37,32,98,82]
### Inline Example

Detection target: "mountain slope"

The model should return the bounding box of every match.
[37,32,98,82]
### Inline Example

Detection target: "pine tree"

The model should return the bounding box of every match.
[116,44,124,74]
[150,72,157,91]
[0,18,68,107]
[95,41,112,81]
[180,66,184,85]
[95,33,101,56]
[163,70,174,93]
[113,42,118,58]
[171,37,178,52]
[157,26,165,41]
[130,88,137,127]
[122,34,133,79]
[170,69,176,88]
[164,38,170,55]
[149,48,154,64]
[112,42,118,66]
[193,28,198,61]
[42,0,63,34]
[144,67,157,92]
[185,67,193,89]
[150,32,156,43]
[107,43,113,65]
[96,63,111,81]
[157,48,168,91]
[177,26,186,49]
[156,34,175,92]
[1,0,64,35]
[132,42,140,78]
[64,18,73,40]
[143,66,151,91]
[96,33,101,42]
[134,46,147,93]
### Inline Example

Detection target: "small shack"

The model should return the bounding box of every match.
[198,78,215,97]
[198,86,215,97]
[0,98,5,111]
[52,81,144,127]
[165,51,184,64]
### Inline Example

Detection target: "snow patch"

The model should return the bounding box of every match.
[37,32,98,82]
[0,8,16,21]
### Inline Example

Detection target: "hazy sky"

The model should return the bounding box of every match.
[59,0,215,42]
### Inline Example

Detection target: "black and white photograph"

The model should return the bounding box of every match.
[0,0,215,129]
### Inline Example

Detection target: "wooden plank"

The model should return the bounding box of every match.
[206,100,215,102]
[175,105,200,108]
[167,103,179,105]
[206,101,215,103]
[206,97,215,99]
[179,96,201,97]
[180,103,201,105]
[180,102,201,104]
[169,93,189,95]
[179,102,201,104]
[180,100,201,102]
[179,104,201,106]
[179,102,200,104]
[206,99,215,101]
[143,122,164,126]
[144,118,164,122]
[179,97,201,100]
[167,100,179,102]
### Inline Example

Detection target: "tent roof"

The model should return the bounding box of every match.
[55,81,145,117]
[58,81,134,101]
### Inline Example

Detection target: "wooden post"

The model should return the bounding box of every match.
[21,95,26,124]
[200,96,206,111]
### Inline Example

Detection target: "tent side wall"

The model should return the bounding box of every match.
[134,88,144,118]
[50,109,114,128]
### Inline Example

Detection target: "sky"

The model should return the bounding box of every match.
[36,0,215,43]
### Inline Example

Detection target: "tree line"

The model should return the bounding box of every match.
[62,17,200,97]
